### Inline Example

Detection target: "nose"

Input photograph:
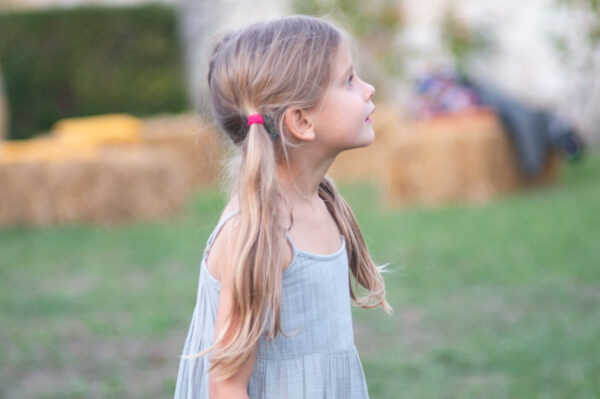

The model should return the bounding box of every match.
[365,81,375,101]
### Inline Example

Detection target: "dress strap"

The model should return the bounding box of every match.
[203,208,241,263]
[285,231,346,259]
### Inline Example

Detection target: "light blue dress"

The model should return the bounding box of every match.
[174,209,370,398]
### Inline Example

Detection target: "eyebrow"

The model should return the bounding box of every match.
[341,65,353,81]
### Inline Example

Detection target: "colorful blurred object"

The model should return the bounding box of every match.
[412,70,483,118]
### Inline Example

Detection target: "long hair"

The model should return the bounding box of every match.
[187,15,392,381]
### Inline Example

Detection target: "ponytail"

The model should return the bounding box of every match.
[198,119,292,381]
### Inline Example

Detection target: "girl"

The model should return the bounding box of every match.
[174,15,392,399]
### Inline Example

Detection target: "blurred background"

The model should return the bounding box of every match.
[0,0,598,398]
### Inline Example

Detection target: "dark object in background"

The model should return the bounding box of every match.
[0,4,189,141]
[546,113,584,161]
[459,75,585,177]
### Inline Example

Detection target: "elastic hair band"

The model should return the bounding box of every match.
[247,113,279,140]
[247,113,264,126]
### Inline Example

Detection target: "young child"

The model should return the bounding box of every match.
[174,15,392,399]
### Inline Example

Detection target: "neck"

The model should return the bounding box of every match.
[276,149,336,206]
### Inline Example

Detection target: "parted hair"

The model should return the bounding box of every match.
[184,15,392,381]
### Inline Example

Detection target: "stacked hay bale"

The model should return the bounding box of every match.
[139,113,224,187]
[380,108,561,207]
[52,113,142,146]
[0,114,192,227]
[0,147,187,226]
[0,134,98,163]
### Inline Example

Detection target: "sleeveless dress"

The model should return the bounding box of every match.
[173,209,370,398]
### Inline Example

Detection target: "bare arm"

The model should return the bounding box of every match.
[207,217,258,399]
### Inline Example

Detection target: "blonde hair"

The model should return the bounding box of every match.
[187,15,392,381]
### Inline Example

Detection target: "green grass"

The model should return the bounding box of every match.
[1,150,599,398]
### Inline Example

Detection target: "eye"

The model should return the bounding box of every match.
[345,73,354,86]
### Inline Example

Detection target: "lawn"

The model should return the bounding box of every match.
[1,150,599,398]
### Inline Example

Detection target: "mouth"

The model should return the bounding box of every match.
[365,107,375,123]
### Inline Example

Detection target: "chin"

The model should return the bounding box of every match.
[357,129,376,147]
[347,139,374,151]
[338,129,375,152]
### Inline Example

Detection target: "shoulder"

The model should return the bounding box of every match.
[207,194,294,280]
[206,196,242,284]
[218,193,241,224]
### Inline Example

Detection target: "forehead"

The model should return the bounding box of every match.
[332,41,352,77]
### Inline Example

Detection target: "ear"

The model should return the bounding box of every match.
[283,107,315,142]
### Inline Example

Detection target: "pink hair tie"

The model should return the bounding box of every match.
[247,113,279,140]
[247,113,264,126]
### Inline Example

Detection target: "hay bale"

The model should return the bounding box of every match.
[0,135,98,163]
[382,109,562,207]
[51,113,142,145]
[1,113,143,164]
[0,112,219,227]
[140,113,224,187]
[0,146,188,227]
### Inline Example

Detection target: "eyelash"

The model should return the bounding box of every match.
[346,74,354,86]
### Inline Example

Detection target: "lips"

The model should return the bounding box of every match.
[365,107,375,122]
